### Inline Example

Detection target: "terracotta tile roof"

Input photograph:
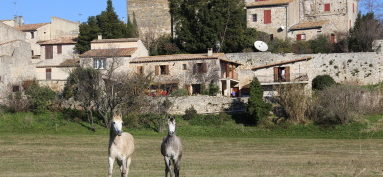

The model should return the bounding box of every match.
[80,48,137,58]
[0,40,22,46]
[131,53,242,65]
[247,0,293,7]
[252,56,312,70]
[16,23,49,31]
[38,36,77,45]
[289,20,329,31]
[60,59,80,67]
[92,38,140,43]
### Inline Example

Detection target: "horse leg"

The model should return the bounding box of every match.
[174,158,181,177]
[125,157,132,177]
[164,156,172,177]
[108,157,115,177]
[120,157,127,177]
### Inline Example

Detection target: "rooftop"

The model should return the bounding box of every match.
[131,53,242,65]
[16,23,49,31]
[289,20,329,31]
[246,0,293,7]
[252,56,312,70]
[91,38,140,43]
[80,48,138,58]
[38,36,77,45]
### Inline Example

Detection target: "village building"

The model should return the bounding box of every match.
[246,0,359,41]
[35,36,79,91]
[80,37,149,73]
[240,56,312,97]
[129,50,242,97]
[0,22,35,101]
[14,17,79,60]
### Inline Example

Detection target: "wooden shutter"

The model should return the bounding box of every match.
[202,63,208,73]
[296,34,302,41]
[330,34,336,43]
[46,68,52,80]
[264,10,271,24]
[324,3,330,11]
[155,65,160,76]
[45,45,53,59]
[274,67,279,82]
[285,67,290,82]
[165,65,170,75]
[57,45,62,54]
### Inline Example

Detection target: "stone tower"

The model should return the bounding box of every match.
[127,0,172,38]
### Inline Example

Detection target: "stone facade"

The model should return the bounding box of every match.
[0,23,34,101]
[127,0,172,37]
[246,0,358,41]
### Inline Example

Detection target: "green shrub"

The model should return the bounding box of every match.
[183,106,198,120]
[25,82,56,113]
[309,35,333,53]
[171,88,188,97]
[201,83,220,96]
[247,77,272,124]
[312,75,336,91]
[292,41,312,54]
[5,91,29,113]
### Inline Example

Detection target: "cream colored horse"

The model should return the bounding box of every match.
[108,114,135,177]
[161,117,183,177]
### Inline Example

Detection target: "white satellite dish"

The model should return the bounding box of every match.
[254,41,268,52]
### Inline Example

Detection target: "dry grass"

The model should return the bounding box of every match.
[0,135,383,177]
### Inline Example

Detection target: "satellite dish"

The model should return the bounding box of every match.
[254,41,268,52]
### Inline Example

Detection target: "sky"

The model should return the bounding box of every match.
[0,0,127,24]
[0,0,382,25]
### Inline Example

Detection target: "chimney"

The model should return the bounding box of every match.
[207,48,213,56]
[98,34,102,40]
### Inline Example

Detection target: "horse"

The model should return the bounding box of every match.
[161,117,183,177]
[108,114,135,177]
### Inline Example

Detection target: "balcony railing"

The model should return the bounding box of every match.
[256,73,309,84]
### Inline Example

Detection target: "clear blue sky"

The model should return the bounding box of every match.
[0,0,381,25]
[0,0,127,24]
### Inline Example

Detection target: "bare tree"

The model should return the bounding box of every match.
[361,0,383,19]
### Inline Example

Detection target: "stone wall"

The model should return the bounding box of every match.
[127,0,172,37]
[156,96,248,114]
[227,52,383,87]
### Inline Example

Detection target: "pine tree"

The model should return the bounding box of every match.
[247,77,271,124]
[75,0,138,54]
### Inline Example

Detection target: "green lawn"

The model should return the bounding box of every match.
[1,112,383,176]
[0,135,383,177]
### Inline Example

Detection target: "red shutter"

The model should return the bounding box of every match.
[264,10,271,24]
[45,45,53,59]
[296,34,302,41]
[324,3,330,11]
[330,34,336,43]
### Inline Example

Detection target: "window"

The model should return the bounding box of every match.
[330,33,336,43]
[252,14,257,22]
[94,58,106,69]
[31,50,34,56]
[264,10,271,24]
[137,66,144,74]
[270,34,274,41]
[12,85,20,92]
[160,65,170,75]
[194,63,208,74]
[324,3,331,12]
[45,45,53,59]
[57,45,62,54]
[296,34,306,41]
[182,64,187,70]
[30,32,34,39]
[46,68,52,80]
[274,67,290,82]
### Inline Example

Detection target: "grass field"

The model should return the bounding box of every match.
[0,134,383,177]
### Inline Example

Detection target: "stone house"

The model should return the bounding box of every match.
[15,17,79,59]
[238,55,312,96]
[129,51,242,97]
[80,37,149,72]
[246,0,358,41]
[0,22,35,101]
[35,36,79,91]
